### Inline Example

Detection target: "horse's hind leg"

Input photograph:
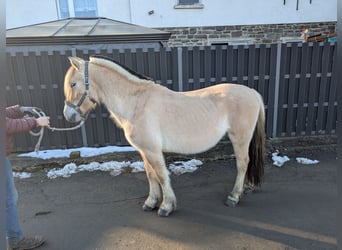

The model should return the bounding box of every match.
[225,135,251,207]
[243,181,255,194]
[141,155,162,211]
[141,151,177,217]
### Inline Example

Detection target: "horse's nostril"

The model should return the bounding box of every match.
[64,113,75,123]
[70,113,76,122]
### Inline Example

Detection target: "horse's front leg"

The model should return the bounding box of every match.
[141,156,162,211]
[141,151,177,217]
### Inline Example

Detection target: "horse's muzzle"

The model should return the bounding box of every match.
[63,104,86,123]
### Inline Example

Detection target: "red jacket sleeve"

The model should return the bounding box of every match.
[6,105,24,119]
[6,117,37,135]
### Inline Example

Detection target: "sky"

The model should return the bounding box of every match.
[14,146,319,179]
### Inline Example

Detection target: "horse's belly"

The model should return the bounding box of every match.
[162,120,228,154]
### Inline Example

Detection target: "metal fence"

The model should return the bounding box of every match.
[6,42,337,152]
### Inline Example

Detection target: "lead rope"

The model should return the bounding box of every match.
[29,108,85,152]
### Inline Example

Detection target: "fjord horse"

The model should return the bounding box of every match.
[63,55,265,217]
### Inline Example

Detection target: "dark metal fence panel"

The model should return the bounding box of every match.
[326,48,338,134]
[247,44,278,137]
[5,42,337,152]
[6,52,34,151]
[276,42,337,137]
[6,50,85,151]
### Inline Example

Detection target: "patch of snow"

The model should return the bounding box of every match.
[169,159,203,175]
[13,172,32,179]
[16,146,320,180]
[130,161,145,173]
[15,147,205,179]
[18,146,136,160]
[46,159,203,179]
[296,157,319,164]
[272,151,290,167]
[47,161,144,179]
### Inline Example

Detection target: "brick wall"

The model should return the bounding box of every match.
[160,22,336,46]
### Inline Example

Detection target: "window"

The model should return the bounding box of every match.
[59,0,70,18]
[74,0,98,17]
[174,0,204,9]
[58,0,98,18]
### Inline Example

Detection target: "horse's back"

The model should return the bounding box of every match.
[182,83,262,108]
[138,83,261,154]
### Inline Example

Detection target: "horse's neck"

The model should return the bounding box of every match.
[91,65,150,124]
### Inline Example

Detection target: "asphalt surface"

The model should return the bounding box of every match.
[12,148,337,250]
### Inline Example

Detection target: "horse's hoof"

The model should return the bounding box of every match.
[142,204,155,212]
[225,198,238,207]
[244,187,255,194]
[157,208,170,217]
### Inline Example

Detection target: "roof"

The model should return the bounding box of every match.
[6,17,171,46]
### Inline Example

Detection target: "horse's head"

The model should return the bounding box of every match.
[63,57,97,123]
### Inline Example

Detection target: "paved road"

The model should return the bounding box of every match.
[14,151,337,250]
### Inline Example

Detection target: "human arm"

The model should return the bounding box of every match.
[6,116,50,135]
[5,105,24,119]
[6,105,43,118]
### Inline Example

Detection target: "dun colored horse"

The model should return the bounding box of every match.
[63,55,265,217]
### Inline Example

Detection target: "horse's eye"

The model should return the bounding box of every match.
[71,82,77,88]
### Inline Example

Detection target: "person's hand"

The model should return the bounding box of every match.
[35,117,50,127]
[20,106,42,115]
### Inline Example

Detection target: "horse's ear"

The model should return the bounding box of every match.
[68,57,84,71]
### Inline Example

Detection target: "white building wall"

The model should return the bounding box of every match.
[128,0,337,28]
[6,0,58,29]
[6,0,337,29]
[97,0,132,24]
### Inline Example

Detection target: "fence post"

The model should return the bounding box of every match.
[72,48,88,147]
[177,47,183,91]
[272,43,282,138]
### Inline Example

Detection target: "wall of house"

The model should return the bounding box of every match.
[6,1,337,47]
[161,22,337,46]
[7,0,337,29]
[97,0,132,24]
[127,0,337,28]
[6,0,58,29]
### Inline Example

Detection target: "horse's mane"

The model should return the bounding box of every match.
[90,55,153,82]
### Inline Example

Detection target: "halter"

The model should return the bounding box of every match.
[65,61,96,120]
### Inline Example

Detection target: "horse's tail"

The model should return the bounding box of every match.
[246,95,265,186]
